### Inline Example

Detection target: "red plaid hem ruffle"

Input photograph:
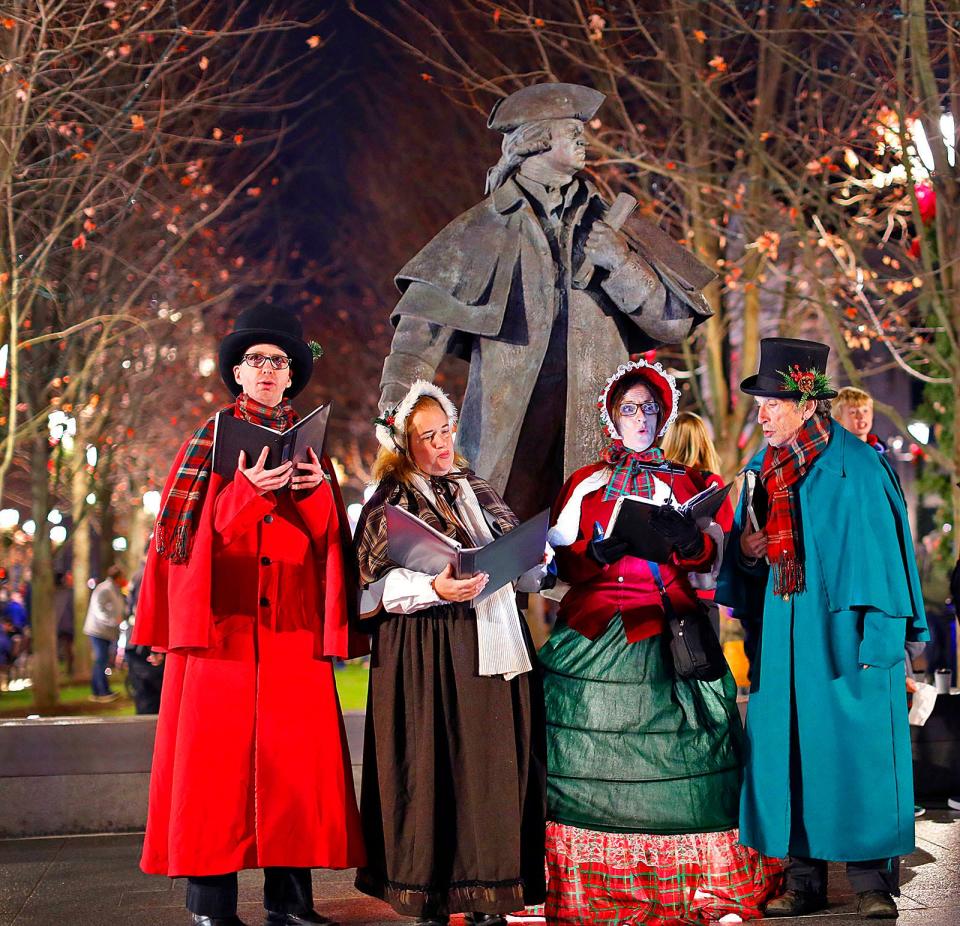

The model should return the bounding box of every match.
[544,821,784,925]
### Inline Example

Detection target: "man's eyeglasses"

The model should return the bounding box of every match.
[619,401,660,418]
[241,353,292,370]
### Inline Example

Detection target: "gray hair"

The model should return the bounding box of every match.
[485,120,554,193]
[815,399,833,418]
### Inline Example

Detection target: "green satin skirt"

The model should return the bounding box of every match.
[540,614,742,834]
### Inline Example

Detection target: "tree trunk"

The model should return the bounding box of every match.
[71,455,92,682]
[125,503,149,579]
[97,446,114,572]
[30,433,58,711]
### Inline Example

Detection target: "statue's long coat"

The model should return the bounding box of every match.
[716,424,929,861]
[380,176,713,493]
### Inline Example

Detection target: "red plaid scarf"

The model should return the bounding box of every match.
[760,414,832,597]
[602,441,665,501]
[155,393,297,563]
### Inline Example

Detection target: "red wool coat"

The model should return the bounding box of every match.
[133,437,367,877]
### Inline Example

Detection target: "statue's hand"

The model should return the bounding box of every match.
[584,221,631,271]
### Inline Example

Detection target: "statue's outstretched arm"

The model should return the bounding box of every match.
[379,313,451,411]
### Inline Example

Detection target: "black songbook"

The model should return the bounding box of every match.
[385,505,550,604]
[604,482,733,563]
[742,470,768,532]
[211,404,330,479]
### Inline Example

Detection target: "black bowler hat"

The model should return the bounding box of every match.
[218,305,316,398]
[740,337,837,399]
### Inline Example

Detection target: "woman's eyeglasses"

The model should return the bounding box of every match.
[618,401,660,418]
[241,353,292,370]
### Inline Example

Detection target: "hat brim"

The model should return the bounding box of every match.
[740,374,837,400]
[219,329,314,398]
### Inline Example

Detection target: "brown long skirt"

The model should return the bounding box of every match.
[354,606,547,918]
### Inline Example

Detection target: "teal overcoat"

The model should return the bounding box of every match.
[716,422,929,861]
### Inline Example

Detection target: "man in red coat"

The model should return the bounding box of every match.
[133,306,367,926]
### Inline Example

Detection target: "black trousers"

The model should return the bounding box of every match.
[786,855,900,896]
[185,867,313,917]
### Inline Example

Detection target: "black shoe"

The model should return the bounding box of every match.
[265,913,337,926]
[191,916,249,926]
[464,916,507,926]
[858,891,899,919]
[763,890,829,917]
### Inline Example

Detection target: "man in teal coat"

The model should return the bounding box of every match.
[717,338,928,920]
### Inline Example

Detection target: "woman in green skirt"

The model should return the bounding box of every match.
[541,360,781,924]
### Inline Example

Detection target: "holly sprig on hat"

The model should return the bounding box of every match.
[308,340,323,361]
[373,407,398,433]
[778,364,832,404]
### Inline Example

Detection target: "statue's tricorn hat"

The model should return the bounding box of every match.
[740,337,837,400]
[487,82,605,132]
[218,305,315,399]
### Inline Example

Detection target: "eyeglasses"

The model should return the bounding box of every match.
[619,401,660,418]
[241,353,291,370]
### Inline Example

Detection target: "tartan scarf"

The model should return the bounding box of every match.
[602,440,665,501]
[155,393,297,563]
[760,414,832,597]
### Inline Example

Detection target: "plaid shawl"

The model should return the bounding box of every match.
[760,414,832,597]
[355,470,518,587]
[155,393,297,563]
[601,441,665,501]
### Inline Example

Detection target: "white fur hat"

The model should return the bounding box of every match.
[375,380,459,454]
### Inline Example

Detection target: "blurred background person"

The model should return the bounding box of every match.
[832,386,886,453]
[83,565,126,703]
[662,410,735,636]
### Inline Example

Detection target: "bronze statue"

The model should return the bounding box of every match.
[380,82,714,519]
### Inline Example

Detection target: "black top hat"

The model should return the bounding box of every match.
[740,337,837,399]
[218,305,315,398]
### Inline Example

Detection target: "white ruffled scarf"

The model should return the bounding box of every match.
[411,473,533,681]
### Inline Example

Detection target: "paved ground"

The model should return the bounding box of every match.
[1,810,959,925]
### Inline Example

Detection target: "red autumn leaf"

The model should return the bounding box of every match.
[233,132,244,145]
[2,17,15,29]
[72,234,86,250]
[83,219,96,233]
[130,113,145,131]
[306,35,321,48]
[493,8,502,24]
[420,72,433,82]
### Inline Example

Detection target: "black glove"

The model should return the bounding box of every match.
[587,535,631,565]
[650,505,704,559]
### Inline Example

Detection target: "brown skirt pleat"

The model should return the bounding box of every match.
[354,606,546,917]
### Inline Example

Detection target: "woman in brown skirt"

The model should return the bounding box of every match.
[353,380,546,926]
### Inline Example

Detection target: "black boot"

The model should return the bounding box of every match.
[265,911,338,925]
[763,889,829,917]
[191,916,249,926]
[857,891,899,919]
